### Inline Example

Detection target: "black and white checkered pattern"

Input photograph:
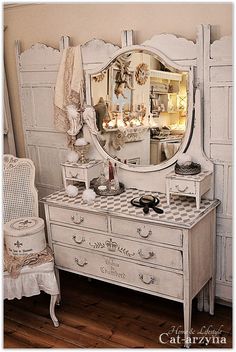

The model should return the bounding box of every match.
[43,187,218,228]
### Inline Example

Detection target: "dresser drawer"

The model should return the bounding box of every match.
[51,224,183,270]
[53,244,183,300]
[64,166,84,179]
[169,179,196,195]
[111,217,182,247]
[48,206,107,232]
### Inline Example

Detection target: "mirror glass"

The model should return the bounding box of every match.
[90,50,188,166]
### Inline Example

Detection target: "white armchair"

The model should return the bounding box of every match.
[3,154,60,327]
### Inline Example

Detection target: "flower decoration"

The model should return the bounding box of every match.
[135,63,150,85]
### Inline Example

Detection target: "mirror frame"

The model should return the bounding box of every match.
[85,44,194,173]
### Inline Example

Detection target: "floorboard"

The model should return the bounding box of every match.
[4,270,232,348]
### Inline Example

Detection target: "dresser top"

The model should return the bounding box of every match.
[42,187,219,229]
[166,170,212,182]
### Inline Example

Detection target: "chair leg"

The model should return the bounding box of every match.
[54,267,61,305]
[50,294,59,327]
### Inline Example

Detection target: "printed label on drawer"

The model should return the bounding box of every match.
[53,244,183,299]
[49,206,107,232]
[111,217,183,247]
[100,257,126,279]
[51,224,183,270]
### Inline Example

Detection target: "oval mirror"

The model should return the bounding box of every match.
[88,48,192,169]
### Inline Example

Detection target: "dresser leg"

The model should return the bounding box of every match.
[50,295,59,327]
[209,278,215,315]
[54,267,61,304]
[183,299,192,348]
[197,289,204,311]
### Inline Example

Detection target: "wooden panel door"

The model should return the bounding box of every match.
[15,40,69,199]
[203,25,232,302]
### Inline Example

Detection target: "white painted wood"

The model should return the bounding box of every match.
[51,224,183,270]
[15,39,67,199]
[111,217,183,247]
[61,161,103,189]
[54,243,184,299]
[166,171,212,210]
[210,144,232,162]
[142,34,197,61]
[4,70,16,155]
[210,36,232,59]
[49,206,108,232]
[121,30,134,47]
[203,24,232,302]
[81,39,120,70]
[43,187,218,348]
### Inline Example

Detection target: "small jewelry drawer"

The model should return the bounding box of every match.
[50,224,183,270]
[53,244,183,300]
[110,217,183,247]
[169,179,196,195]
[64,166,84,179]
[48,206,108,232]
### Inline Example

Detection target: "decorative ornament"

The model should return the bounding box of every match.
[177,154,192,166]
[65,185,79,198]
[92,72,106,83]
[82,189,96,204]
[67,150,79,163]
[135,63,149,85]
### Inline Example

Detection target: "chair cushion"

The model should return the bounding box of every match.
[4,262,59,300]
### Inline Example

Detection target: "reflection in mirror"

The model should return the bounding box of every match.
[91,50,188,166]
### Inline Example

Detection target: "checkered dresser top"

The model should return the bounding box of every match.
[42,187,219,229]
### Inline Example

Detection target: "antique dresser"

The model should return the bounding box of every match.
[43,187,219,346]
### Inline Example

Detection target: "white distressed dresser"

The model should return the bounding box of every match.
[42,187,219,346]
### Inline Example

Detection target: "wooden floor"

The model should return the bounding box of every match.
[4,271,232,348]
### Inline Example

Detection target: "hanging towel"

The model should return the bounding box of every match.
[54,45,85,132]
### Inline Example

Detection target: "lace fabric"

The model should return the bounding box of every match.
[4,245,54,279]
[54,46,84,133]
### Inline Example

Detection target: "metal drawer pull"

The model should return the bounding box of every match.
[176,185,188,193]
[75,257,88,267]
[139,274,155,285]
[138,249,155,260]
[137,228,152,238]
[71,215,84,224]
[72,235,85,245]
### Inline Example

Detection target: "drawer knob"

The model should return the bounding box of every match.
[75,257,88,267]
[138,249,155,260]
[137,228,152,238]
[71,214,84,225]
[72,235,85,245]
[175,185,188,193]
[139,273,155,285]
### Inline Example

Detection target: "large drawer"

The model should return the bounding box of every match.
[51,224,183,270]
[53,244,183,300]
[111,217,183,247]
[48,206,107,232]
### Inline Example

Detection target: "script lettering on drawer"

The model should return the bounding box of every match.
[49,206,107,232]
[51,224,183,270]
[169,179,195,195]
[53,244,183,299]
[111,218,182,247]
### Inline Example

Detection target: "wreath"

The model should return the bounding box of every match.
[135,63,149,85]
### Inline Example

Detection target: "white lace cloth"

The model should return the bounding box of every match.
[4,262,59,300]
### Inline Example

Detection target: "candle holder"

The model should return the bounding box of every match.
[74,143,90,164]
